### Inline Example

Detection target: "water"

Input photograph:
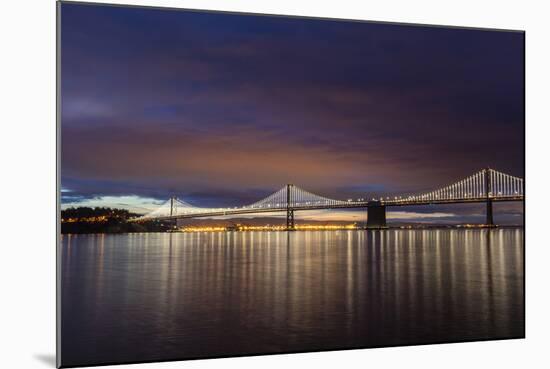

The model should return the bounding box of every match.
[60,229,524,367]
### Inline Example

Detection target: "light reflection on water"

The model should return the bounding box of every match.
[61,229,524,367]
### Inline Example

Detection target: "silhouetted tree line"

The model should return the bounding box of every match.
[61,207,172,234]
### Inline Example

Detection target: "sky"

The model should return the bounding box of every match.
[60,3,524,223]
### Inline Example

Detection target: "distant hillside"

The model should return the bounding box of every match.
[61,207,171,234]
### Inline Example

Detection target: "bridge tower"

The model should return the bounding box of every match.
[170,196,178,230]
[286,184,295,231]
[484,168,494,227]
[367,201,387,229]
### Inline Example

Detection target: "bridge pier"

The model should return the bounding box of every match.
[486,198,494,227]
[367,201,387,229]
[286,209,295,230]
[484,168,495,227]
[286,183,295,231]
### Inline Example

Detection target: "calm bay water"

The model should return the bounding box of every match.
[61,229,524,366]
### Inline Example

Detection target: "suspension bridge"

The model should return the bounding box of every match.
[134,168,524,229]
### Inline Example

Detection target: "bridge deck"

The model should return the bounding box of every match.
[136,196,523,221]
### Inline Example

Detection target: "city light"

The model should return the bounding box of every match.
[181,226,227,232]
[62,216,108,223]
[180,224,359,232]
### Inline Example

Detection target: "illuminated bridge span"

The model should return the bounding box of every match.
[135,168,524,229]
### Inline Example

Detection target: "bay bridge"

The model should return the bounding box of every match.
[134,168,524,229]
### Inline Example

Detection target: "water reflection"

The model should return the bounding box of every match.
[61,229,524,367]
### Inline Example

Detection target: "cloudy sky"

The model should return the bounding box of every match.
[60,3,524,223]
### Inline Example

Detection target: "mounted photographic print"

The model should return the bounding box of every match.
[57,1,525,367]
